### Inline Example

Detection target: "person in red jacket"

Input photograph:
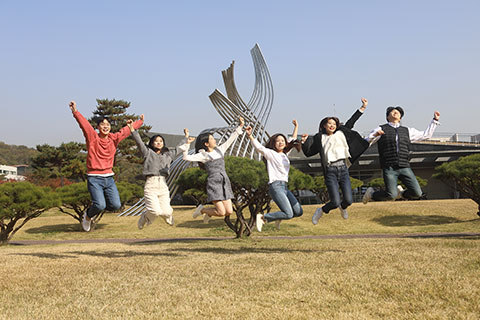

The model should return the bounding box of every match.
[69,101,143,232]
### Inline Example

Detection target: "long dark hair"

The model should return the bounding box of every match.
[194,132,213,170]
[265,133,302,154]
[148,135,169,154]
[195,132,212,153]
[319,117,340,134]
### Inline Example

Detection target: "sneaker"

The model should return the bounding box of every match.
[165,215,174,226]
[256,214,265,232]
[193,205,204,219]
[340,208,349,219]
[137,213,147,230]
[82,212,91,232]
[396,185,405,200]
[203,213,211,224]
[362,187,374,204]
[274,220,281,230]
[312,207,323,225]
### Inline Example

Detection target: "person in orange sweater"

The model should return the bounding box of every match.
[69,101,143,232]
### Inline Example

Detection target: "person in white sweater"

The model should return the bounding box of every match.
[245,120,303,232]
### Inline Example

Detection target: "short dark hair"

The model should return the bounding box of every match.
[319,117,340,134]
[94,116,110,126]
[386,106,404,120]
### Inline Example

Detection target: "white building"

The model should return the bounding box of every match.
[0,165,26,181]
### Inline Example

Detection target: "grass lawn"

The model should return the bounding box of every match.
[8,199,480,241]
[1,199,479,319]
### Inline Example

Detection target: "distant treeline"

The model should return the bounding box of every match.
[0,141,38,165]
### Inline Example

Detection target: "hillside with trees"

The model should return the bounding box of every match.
[0,141,38,165]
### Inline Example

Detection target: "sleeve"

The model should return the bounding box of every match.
[132,131,149,157]
[251,138,275,160]
[366,126,383,143]
[217,126,243,154]
[112,119,144,144]
[73,111,97,142]
[179,143,208,163]
[170,137,187,158]
[301,134,319,157]
[343,109,364,129]
[408,119,440,142]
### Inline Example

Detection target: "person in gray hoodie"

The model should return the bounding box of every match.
[127,117,191,229]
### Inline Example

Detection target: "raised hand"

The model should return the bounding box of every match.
[434,111,440,121]
[292,119,298,127]
[360,97,368,112]
[187,136,196,144]
[301,134,309,143]
[69,101,77,113]
[140,114,144,122]
[239,117,245,127]
[245,126,253,136]
[183,128,189,138]
[126,119,134,132]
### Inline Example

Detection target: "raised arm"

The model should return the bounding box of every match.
[409,111,441,142]
[178,130,207,162]
[217,117,244,154]
[291,119,299,140]
[113,114,144,143]
[70,100,97,142]
[301,134,320,157]
[344,97,368,129]
[245,126,275,160]
[128,118,149,157]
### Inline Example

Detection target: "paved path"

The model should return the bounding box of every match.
[10,232,480,246]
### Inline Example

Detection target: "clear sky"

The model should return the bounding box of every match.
[1,0,479,147]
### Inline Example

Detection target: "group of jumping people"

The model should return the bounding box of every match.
[69,99,440,232]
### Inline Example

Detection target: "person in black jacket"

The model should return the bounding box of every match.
[302,98,370,224]
[363,107,440,203]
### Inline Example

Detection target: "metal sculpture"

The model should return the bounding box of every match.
[119,44,273,217]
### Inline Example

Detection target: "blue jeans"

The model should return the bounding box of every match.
[322,164,353,213]
[265,181,303,222]
[86,176,122,218]
[372,167,422,201]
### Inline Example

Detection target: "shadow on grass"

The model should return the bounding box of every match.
[10,250,184,259]
[163,246,344,255]
[372,215,464,227]
[11,252,76,259]
[24,223,107,234]
[176,219,230,229]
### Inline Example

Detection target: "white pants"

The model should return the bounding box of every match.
[144,176,173,223]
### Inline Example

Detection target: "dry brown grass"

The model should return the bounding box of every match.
[1,237,479,319]
[9,199,480,242]
[1,199,479,319]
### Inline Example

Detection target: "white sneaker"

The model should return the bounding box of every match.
[82,212,91,232]
[312,207,323,225]
[363,187,374,204]
[274,220,281,230]
[193,205,204,219]
[340,208,349,219]
[203,213,211,224]
[165,215,174,226]
[396,185,405,200]
[256,214,265,232]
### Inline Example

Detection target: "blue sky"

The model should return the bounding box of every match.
[1,0,479,147]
